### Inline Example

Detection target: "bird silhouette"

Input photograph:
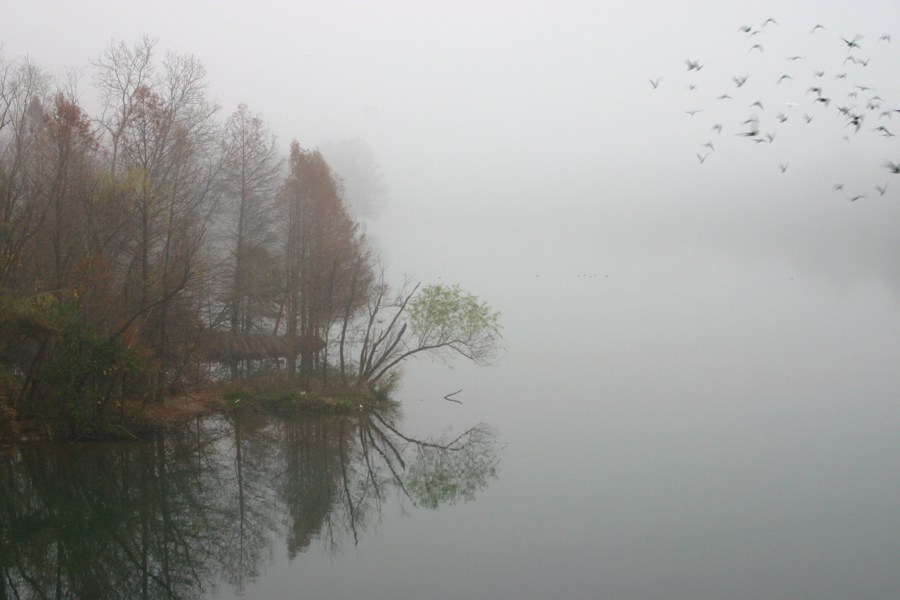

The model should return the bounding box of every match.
[649,77,662,89]
[810,24,826,33]
[883,161,900,174]
[841,34,863,50]
[875,183,889,195]
[778,162,789,173]
[736,116,759,137]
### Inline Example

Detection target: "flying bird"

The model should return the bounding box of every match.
[712,123,723,134]
[685,59,703,71]
[841,35,863,50]
[879,34,891,44]
[736,116,759,137]
[875,183,889,195]
[762,17,778,27]
[685,109,702,116]
[847,194,866,202]
[733,74,749,87]
[778,162,789,173]
[750,100,765,110]
[749,44,764,53]
[883,161,900,174]
[696,153,709,164]
[649,77,662,89]
[810,24,826,34]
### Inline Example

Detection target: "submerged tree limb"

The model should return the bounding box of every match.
[443,389,463,404]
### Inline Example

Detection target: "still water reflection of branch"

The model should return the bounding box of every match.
[0,406,500,599]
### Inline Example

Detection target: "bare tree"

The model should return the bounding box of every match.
[218,104,282,378]
[0,56,50,292]
[92,38,221,399]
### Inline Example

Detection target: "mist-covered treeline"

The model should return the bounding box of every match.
[0,37,504,438]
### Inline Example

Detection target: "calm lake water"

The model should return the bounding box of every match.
[3,250,900,599]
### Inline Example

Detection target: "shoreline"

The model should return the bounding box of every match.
[2,381,386,444]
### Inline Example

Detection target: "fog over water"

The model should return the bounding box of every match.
[5,1,900,598]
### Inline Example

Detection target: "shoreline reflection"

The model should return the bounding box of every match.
[0,407,500,599]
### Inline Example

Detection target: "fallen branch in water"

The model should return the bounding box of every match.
[443,388,463,404]
[117,424,140,440]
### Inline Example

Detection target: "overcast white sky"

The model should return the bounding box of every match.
[4,1,900,300]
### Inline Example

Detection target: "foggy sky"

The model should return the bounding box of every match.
[4,0,900,299]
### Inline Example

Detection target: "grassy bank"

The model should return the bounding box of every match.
[2,377,392,444]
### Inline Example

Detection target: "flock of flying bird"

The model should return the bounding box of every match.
[652,18,899,202]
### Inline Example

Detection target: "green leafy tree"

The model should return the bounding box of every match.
[356,281,502,385]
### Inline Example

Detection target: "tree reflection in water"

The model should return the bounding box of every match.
[0,407,500,599]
